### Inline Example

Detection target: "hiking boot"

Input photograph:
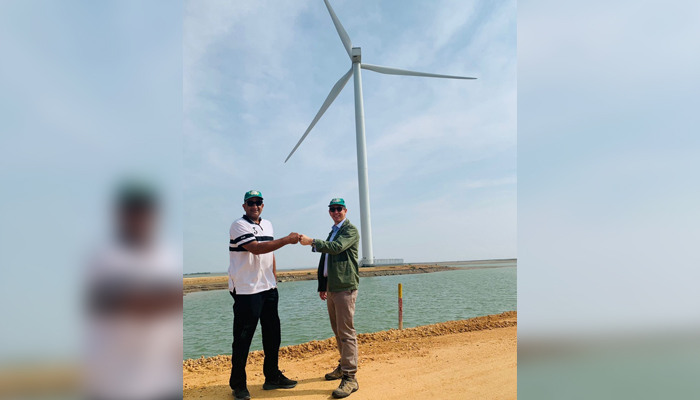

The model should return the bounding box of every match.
[325,364,343,381]
[232,386,251,400]
[262,371,298,390]
[332,375,359,398]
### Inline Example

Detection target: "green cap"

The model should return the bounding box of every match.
[244,190,263,201]
[328,198,346,207]
[116,179,158,209]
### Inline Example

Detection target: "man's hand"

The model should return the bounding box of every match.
[319,291,327,301]
[285,232,300,244]
[299,234,313,246]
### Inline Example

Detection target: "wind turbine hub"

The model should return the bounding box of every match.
[351,47,361,63]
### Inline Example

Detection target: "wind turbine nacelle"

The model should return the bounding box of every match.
[351,47,361,63]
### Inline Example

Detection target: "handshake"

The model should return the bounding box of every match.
[284,232,314,246]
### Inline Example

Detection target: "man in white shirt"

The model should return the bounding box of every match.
[228,190,299,400]
[86,181,182,400]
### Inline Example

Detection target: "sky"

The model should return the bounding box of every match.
[518,0,700,337]
[183,0,517,272]
[0,0,182,361]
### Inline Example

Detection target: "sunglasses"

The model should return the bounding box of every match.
[246,200,263,207]
[329,207,344,213]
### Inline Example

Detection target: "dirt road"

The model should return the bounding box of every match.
[184,312,517,400]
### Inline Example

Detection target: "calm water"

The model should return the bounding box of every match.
[183,266,516,360]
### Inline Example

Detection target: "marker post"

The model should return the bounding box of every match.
[398,283,403,330]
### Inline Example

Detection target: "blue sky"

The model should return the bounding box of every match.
[518,0,700,337]
[184,0,517,272]
[0,0,182,361]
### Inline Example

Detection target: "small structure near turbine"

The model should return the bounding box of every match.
[285,0,475,266]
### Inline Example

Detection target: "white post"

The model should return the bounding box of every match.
[352,60,374,266]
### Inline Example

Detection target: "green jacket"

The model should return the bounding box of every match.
[314,219,360,292]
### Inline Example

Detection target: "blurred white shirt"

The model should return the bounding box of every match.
[85,241,182,400]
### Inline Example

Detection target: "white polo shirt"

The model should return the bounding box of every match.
[228,215,277,295]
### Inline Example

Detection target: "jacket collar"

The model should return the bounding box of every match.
[334,218,349,233]
[327,219,348,240]
[332,218,347,230]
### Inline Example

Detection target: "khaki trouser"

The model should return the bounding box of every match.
[326,288,358,377]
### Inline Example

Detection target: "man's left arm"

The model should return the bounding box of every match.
[273,254,277,281]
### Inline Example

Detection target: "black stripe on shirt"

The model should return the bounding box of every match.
[229,236,274,252]
[231,234,255,244]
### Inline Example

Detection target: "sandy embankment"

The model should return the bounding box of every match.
[184,311,517,400]
[184,264,455,294]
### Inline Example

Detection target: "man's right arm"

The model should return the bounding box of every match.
[241,233,299,255]
[305,227,358,255]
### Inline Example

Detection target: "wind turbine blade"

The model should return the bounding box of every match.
[285,68,354,163]
[361,63,476,80]
[323,0,353,59]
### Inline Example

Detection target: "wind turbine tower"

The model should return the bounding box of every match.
[285,0,476,266]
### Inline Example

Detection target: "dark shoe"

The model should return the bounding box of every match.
[232,386,251,400]
[262,371,298,390]
[332,375,359,398]
[325,364,343,381]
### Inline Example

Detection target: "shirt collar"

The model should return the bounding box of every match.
[332,218,346,230]
[242,214,263,225]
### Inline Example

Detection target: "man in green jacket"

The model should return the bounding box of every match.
[299,198,360,399]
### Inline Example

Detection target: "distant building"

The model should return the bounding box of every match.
[360,258,404,267]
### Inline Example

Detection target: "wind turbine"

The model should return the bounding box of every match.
[285,0,476,266]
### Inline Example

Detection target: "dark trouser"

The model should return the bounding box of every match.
[229,287,281,390]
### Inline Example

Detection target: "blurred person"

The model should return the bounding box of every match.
[228,190,299,400]
[85,181,182,400]
[299,198,360,399]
